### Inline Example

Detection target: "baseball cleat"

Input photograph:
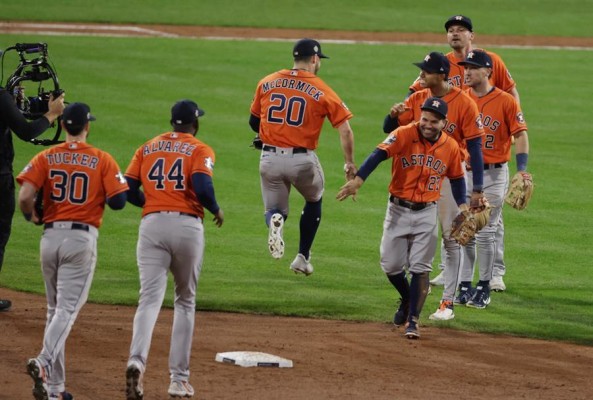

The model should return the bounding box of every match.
[290,253,313,276]
[454,283,474,305]
[490,276,506,292]
[268,213,285,259]
[168,380,195,398]
[27,358,48,400]
[466,285,491,309]
[393,298,410,327]
[404,319,420,339]
[49,392,74,400]
[429,271,445,286]
[125,362,144,400]
[429,300,455,321]
[0,298,11,311]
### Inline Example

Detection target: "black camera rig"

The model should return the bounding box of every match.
[1,42,64,145]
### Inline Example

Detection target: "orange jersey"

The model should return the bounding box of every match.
[16,141,128,228]
[250,69,352,149]
[398,87,484,159]
[410,50,516,94]
[465,87,527,164]
[125,132,215,219]
[378,122,464,203]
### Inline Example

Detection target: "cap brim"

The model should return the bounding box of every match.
[445,21,473,32]
[197,108,205,117]
[319,53,329,59]
[458,60,488,68]
[420,107,447,119]
[89,114,96,121]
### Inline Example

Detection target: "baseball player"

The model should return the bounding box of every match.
[407,15,520,289]
[0,87,65,312]
[16,102,128,400]
[382,52,486,321]
[337,97,467,339]
[125,100,223,400]
[457,50,529,308]
[249,38,356,275]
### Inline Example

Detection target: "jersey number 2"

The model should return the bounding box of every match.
[147,158,185,190]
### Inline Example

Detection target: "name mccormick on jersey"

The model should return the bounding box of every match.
[261,77,325,101]
[142,139,196,156]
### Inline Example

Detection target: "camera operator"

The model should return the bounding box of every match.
[0,86,65,311]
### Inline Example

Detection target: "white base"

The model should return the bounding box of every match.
[215,351,293,368]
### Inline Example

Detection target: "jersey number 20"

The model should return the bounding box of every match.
[267,93,306,126]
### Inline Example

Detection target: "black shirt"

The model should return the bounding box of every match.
[0,87,51,175]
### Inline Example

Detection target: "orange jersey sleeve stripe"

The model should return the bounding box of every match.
[250,69,352,149]
[125,132,215,219]
[377,122,464,203]
[16,142,128,228]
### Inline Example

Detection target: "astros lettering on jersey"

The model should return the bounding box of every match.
[379,121,464,203]
[16,141,128,228]
[465,87,527,164]
[125,132,215,219]
[250,69,352,149]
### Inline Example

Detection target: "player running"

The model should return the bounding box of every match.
[124,100,223,400]
[17,103,128,400]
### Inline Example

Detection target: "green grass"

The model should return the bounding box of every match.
[1,33,592,345]
[1,0,593,37]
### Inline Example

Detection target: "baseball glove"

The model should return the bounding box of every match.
[250,136,263,150]
[450,205,492,246]
[505,171,533,210]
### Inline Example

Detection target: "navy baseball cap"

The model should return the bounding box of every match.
[293,38,329,59]
[171,99,205,125]
[413,52,450,75]
[63,102,96,127]
[445,15,473,32]
[420,97,448,120]
[459,50,492,68]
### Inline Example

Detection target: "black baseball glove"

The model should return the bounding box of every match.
[250,136,263,150]
[33,188,44,225]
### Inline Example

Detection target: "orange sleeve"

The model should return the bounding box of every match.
[506,97,528,135]
[124,146,143,180]
[397,92,424,126]
[445,139,464,180]
[101,151,129,198]
[191,144,215,177]
[488,51,516,93]
[16,151,48,189]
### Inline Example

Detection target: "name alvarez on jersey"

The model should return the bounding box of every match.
[142,139,196,156]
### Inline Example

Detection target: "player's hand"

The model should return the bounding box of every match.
[336,177,363,202]
[469,191,488,213]
[212,209,224,227]
[344,162,358,181]
[389,103,410,118]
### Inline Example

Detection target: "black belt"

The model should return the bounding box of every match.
[389,195,436,211]
[147,211,199,219]
[484,163,504,170]
[44,222,90,232]
[262,145,308,154]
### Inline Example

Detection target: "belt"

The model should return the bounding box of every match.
[44,222,90,232]
[484,163,504,170]
[262,145,308,154]
[147,211,199,219]
[389,195,436,211]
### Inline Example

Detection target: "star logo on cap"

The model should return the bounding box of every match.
[424,55,431,62]
[314,45,319,53]
[467,52,474,59]
[432,100,441,108]
[455,15,463,20]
